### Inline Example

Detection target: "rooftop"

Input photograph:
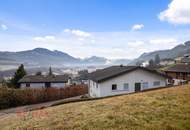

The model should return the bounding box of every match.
[165,64,190,73]
[19,75,69,83]
[89,66,169,83]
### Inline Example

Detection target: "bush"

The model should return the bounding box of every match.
[0,85,88,109]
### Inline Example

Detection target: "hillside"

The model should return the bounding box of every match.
[130,41,190,65]
[0,48,131,69]
[0,85,190,130]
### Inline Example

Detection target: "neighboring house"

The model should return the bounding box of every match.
[181,54,190,65]
[88,65,170,97]
[73,71,89,85]
[160,58,175,66]
[175,54,190,65]
[174,57,183,64]
[164,64,190,85]
[19,75,70,89]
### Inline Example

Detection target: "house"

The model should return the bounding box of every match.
[19,75,70,89]
[160,58,175,66]
[164,64,190,85]
[181,54,190,65]
[88,65,170,97]
[72,70,89,85]
[175,54,190,65]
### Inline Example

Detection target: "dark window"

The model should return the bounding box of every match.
[26,83,30,87]
[176,73,180,78]
[183,73,186,80]
[153,81,160,86]
[112,84,117,90]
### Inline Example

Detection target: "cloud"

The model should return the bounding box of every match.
[33,35,55,42]
[1,24,8,31]
[149,38,179,49]
[1,30,190,59]
[132,24,144,31]
[63,29,91,37]
[159,0,190,24]
[149,38,177,45]
[127,41,144,47]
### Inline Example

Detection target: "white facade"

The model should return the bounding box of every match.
[173,79,187,86]
[89,69,167,97]
[21,82,67,89]
[21,83,45,89]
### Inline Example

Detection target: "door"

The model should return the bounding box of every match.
[135,83,141,92]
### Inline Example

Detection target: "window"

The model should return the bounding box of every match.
[123,83,129,91]
[26,83,30,87]
[176,73,180,78]
[112,84,117,90]
[153,81,160,86]
[142,82,148,89]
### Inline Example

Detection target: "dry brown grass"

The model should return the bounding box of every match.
[1,85,190,130]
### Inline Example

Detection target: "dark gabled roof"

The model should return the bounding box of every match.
[165,64,190,73]
[19,75,69,83]
[89,66,169,83]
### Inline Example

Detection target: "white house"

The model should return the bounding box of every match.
[19,75,70,89]
[88,65,170,97]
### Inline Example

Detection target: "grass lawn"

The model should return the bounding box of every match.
[0,85,190,130]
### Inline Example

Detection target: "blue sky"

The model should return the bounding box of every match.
[0,0,190,59]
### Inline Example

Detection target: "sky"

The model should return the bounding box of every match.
[0,0,190,59]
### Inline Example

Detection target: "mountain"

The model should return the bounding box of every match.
[2,40,188,69]
[0,48,131,69]
[0,48,79,67]
[130,41,190,65]
[82,56,107,65]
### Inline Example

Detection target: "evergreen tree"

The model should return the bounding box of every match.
[11,64,26,88]
[148,59,154,67]
[155,54,160,65]
[48,67,53,75]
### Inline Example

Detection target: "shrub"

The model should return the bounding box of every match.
[0,85,88,109]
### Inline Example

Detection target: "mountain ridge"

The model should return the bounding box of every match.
[129,41,190,65]
[0,48,131,67]
[0,41,189,68]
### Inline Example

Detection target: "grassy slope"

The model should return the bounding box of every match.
[1,85,190,130]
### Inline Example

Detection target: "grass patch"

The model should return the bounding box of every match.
[0,85,190,130]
